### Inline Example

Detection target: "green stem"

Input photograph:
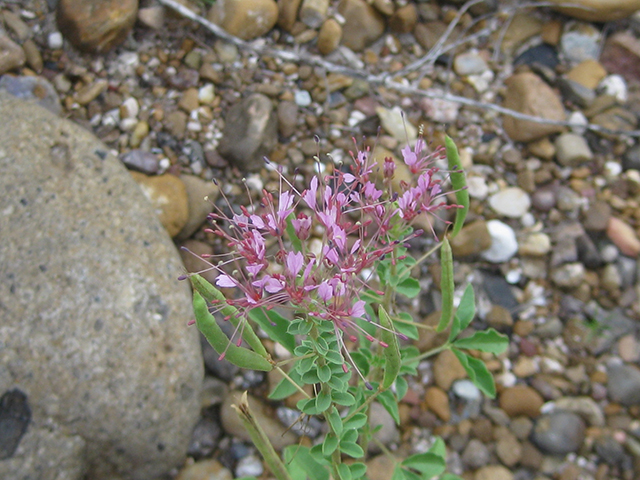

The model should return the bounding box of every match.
[232,392,292,480]
[410,343,450,364]
[414,241,443,267]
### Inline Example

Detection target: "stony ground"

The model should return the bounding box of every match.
[3,0,640,479]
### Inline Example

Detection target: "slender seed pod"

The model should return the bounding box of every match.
[436,238,454,332]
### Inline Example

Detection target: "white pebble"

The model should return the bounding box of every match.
[294,90,312,107]
[604,161,622,178]
[489,187,531,218]
[120,97,139,119]
[48,31,63,49]
[198,84,215,104]
[480,220,518,263]
[244,174,263,193]
[466,176,488,200]
[567,110,588,135]
[235,455,263,478]
[599,74,627,103]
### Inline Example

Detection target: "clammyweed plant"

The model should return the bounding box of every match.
[181,135,509,480]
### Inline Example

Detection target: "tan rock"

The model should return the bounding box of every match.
[176,174,219,240]
[22,39,43,73]
[606,216,640,257]
[300,0,329,28]
[338,0,385,52]
[74,79,108,105]
[450,220,492,257]
[566,59,607,89]
[56,0,138,53]
[545,0,640,22]
[277,0,302,32]
[176,459,232,480]
[0,34,26,75]
[475,464,514,480]
[389,3,417,33]
[501,13,542,53]
[499,385,544,417]
[207,0,278,40]
[433,349,467,390]
[425,386,450,421]
[130,172,189,238]
[317,18,342,55]
[502,72,566,142]
[178,87,200,112]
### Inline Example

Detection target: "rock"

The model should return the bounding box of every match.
[606,217,640,257]
[276,0,301,32]
[474,465,514,480]
[2,11,31,42]
[56,0,138,53]
[74,79,108,105]
[0,34,25,75]
[560,23,601,65]
[187,414,222,459]
[366,454,398,480]
[499,385,544,417]
[338,0,385,52]
[176,459,233,480]
[389,4,418,33]
[0,91,202,480]
[502,72,566,142]
[566,59,607,89]
[47,32,64,50]
[221,391,296,450]
[480,220,518,263]
[277,100,298,138]
[551,262,586,288]
[514,43,559,69]
[486,305,513,330]
[550,396,605,427]
[519,232,551,256]
[130,172,190,238]
[489,187,531,218]
[558,77,595,107]
[317,18,342,55]
[137,6,165,29]
[0,75,61,116]
[218,93,277,171]
[591,106,637,135]
[119,149,159,174]
[501,13,542,54]
[22,39,43,74]
[179,88,200,113]
[425,386,450,421]
[376,106,417,143]
[207,0,278,40]
[176,175,219,240]
[235,454,263,478]
[607,363,640,405]
[495,428,522,467]
[545,0,640,22]
[433,349,467,390]
[369,402,399,451]
[461,439,490,469]
[555,133,593,166]
[300,0,329,28]
[583,201,611,231]
[165,110,188,138]
[532,411,586,454]
[450,221,492,257]
[454,52,489,76]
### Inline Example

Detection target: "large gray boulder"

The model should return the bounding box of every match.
[0,91,203,480]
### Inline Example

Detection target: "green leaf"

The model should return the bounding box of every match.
[428,437,446,457]
[192,291,272,371]
[449,284,475,342]
[190,274,268,357]
[343,413,367,431]
[391,465,406,480]
[317,364,332,383]
[315,335,329,355]
[452,348,496,398]
[302,369,320,384]
[337,463,352,480]
[401,452,445,478]
[379,306,401,391]
[248,307,296,354]
[332,390,356,406]
[453,328,509,354]
[445,135,469,238]
[327,407,343,437]
[268,368,303,400]
[288,317,313,335]
[392,312,419,340]
[315,389,332,412]
[440,475,464,480]
[436,238,454,332]
[349,463,367,479]
[339,441,364,459]
[400,469,421,480]
[377,389,400,425]
[297,398,319,416]
[395,375,408,402]
[341,429,358,444]
[284,445,330,480]
[396,277,421,298]
[297,355,316,375]
[322,434,339,456]
[350,352,371,377]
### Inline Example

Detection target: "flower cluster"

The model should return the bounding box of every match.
[187,138,457,365]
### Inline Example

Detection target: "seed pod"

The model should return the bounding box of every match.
[378,306,401,391]
[436,238,454,332]
[445,135,469,238]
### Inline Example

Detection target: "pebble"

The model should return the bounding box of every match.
[47,31,64,49]
[120,150,159,174]
[176,459,232,480]
[583,201,611,231]
[277,100,298,138]
[453,52,489,76]
[461,438,490,469]
[337,0,386,52]
[369,401,399,451]
[499,385,544,417]
[531,411,586,454]
[425,386,451,421]
[519,232,551,256]
[606,217,640,257]
[176,174,218,241]
[600,74,628,103]
[375,106,417,143]
[550,396,605,427]
[389,3,418,33]
[207,0,278,40]
[560,23,601,64]
[75,79,108,105]
[450,220,492,257]
[137,6,166,29]
[607,363,640,405]
[22,39,43,74]
[495,428,522,467]
[480,220,518,263]
[235,454,263,478]
[555,133,593,166]
[551,262,586,288]
[546,0,640,22]
[130,172,189,238]
[317,18,342,55]
[0,34,25,75]
[187,415,222,459]
[489,187,531,218]
[474,465,514,480]
[0,75,61,116]
[502,72,566,142]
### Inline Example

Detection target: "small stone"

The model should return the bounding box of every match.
[317,18,342,55]
[277,100,298,138]
[0,34,26,75]
[338,0,385,52]
[207,0,278,40]
[179,88,200,112]
[454,52,489,76]
[75,79,108,105]
[606,217,640,257]
[235,455,263,478]
[607,363,640,405]
[176,459,232,480]
[300,0,329,28]
[532,411,586,454]
[618,334,640,362]
[501,13,542,54]
[566,59,607,89]
[48,31,64,49]
[461,439,490,469]
[138,6,165,29]
[187,414,222,459]
[165,110,188,138]
[22,39,43,74]
[450,220,492,257]
[474,465,514,480]
[545,0,640,22]
[433,349,467,390]
[496,429,522,467]
[176,174,219,241]
[369,402,399,451]
[555,133,594,166]
[489,187,531,218]
[551,396,605,427]
[551,262,586,288]
[198,84,215,104]
[502,72,566,142]
[480,220,518,264]
[466,176,488,199]
[130,172,189,238]
[277,0,302,32]
[519,232,551,256]
[120,150,159,174]
[389,4,418,33]
[56,0,138,53]
[486,305,513,330]
[425,386,450,421]
[499,385,544,417]
[561,23,601,64]
[129,121,149,148]
[583,201,611,231]
[531,188,557,211]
